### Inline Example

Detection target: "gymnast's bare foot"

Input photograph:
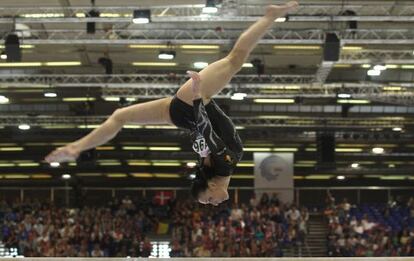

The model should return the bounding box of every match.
[266,1,299,18]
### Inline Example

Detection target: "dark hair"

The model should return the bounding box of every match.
[190,165,216,200]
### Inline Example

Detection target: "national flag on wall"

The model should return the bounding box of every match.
[154,191,173,205]
[157,222,169,234]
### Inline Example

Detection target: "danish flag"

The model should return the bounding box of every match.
[154,191,173,205]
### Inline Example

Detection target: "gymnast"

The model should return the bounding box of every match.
[45,1,299,206]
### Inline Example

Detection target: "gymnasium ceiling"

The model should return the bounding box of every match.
[0,0,413,187]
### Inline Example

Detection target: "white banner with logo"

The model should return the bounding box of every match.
[254,153,294,204]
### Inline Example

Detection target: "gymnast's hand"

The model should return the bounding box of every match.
[187,70,202,100]
[44,143,80,163]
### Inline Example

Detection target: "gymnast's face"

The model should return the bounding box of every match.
[198,182,229,206]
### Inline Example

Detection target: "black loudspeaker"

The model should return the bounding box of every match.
[5,34,21,62]
[323,33,340,61]
[317,132,336,165]
[98,57,113,74]
[87,10,100,34]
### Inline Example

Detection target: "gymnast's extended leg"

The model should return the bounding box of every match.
[176,1,299,105]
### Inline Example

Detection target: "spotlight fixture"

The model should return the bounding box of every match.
[231,93,247,100]
[0,51,7,60]
[133,10,151,24]
[158,51,176,60]
[392,127,402,132]
[337,175,346,180]
[374,65,387,71]
[202,0,218,14]
[62,174,71,179]
[50,162,60,167]
[186,162,197,168]
[275,16,288,23]
[372,147,384,154]
[193,62,208,69]
[367,69,381,76]
[351,163,359,168]
[44,92,57,98]
[189,173,196,179]
[0,95,9,104]
[18,124,30,130]
[337,93,352,99]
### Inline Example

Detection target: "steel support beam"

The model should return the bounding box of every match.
[0,115,409,129]
[1,29,414,45]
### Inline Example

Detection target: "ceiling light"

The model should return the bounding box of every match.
[131,173,153,178]
[132,10,151,24]
[158,51,176,60]
[231,93,247,100]
[0,51,7,60]
[180,45,219,49]
[62,174,71,179]
[186,162,197,168]
[242,63,254,68]
[189,174,196,179]
[243,148,272,152]
[335,148,363,152]
[275,17,287,23]
[18,124,30,130]
[148,147,181,151]
[385,64,398,69]
[374,65,387,71]
[401,65,414,69]
[103,96,120,102]
[337,175,346,180]
[44,92,57,98]
[0,62,42,67]
[0,147,24,151]
[0,44,34,49]
[334,64,352,68]
[129,44,169,49]
[0,95,9,104]
[21,13,64,18]
[337,99,370,104]
[342,46,363,51]
[63,97,96,102]
[367,69,381,76]
[337,93,351,99]
[383,86,402,91]
[50,162,60,167]
[254,98,295,103]
[45,61,81,66]
[392,127,402,132]
[273,45,321,50]
[372,147,384,154]
[273,148,298,152]
[351,163,359,168]
[132,62,177,66]
[202,0,218,13]
[107,173,128,178]
[193,62,208,69]
[361,64,371,68]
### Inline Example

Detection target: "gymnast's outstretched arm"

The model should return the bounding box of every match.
[176,1,299,105]
[45,97,172,163]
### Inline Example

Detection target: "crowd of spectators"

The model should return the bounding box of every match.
[325,194,414,257]
[1,193,309,257]
[169,193,309,257]
[0,197,156,257]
